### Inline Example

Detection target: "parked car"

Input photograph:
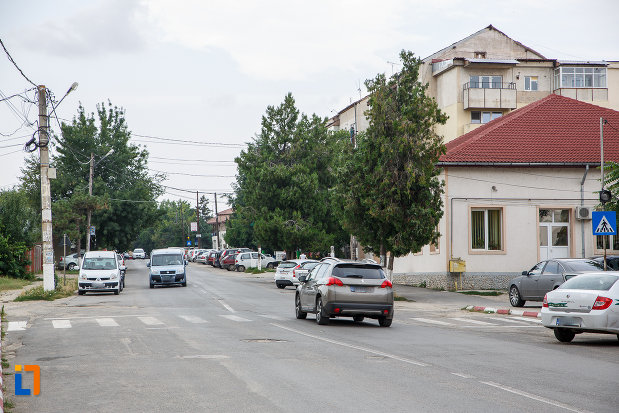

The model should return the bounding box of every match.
[541,272,619,342]
[78,251,125,295]
[221,253,237,271]
[58,252,82,270]
[509,258,605,307]
[274,260,317,289]
[207,250,220,266]
[133,248,146,259]
[235,252,277,272]
[274,259,314,288]
[295,258,394,327]
[589,255,619,271]
[147,248,187,288]
[218,248,251,268]
[195,251,209,264]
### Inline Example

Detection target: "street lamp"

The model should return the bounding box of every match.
[86,148,115,252]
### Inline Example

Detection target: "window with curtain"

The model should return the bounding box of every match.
[471,208,503,251]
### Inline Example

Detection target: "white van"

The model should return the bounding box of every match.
[147,248,187,288]
[78,251,125,295]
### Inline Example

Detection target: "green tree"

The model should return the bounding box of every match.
[336,50,447,272]
[19,102,163,253]
[0,188,36,278]
[229,93,349,257]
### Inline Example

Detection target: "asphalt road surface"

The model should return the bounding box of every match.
[4,260,618,412]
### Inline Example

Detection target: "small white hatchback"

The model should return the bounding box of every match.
[78,251,124,295]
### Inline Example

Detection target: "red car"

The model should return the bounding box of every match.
[221,253,237,271]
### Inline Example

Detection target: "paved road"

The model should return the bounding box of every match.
[4,260,618,412]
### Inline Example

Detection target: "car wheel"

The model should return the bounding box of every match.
[182,281,187,287]
[295,294,307,319]
[316,297,329,325]
[276,282,285,289]
[68,263,77,270]
[149,281,154,289]
[226,265,232,271]
[78,289,85,295]
[554,328,575,343]
[237,265,246,272]
[509,285,525,307]
[266,263,273,269]
[114,288,120,295]
[378,317,392,327]
[353,315,364,323]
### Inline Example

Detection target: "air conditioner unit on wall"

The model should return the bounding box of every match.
[576,206,592,220]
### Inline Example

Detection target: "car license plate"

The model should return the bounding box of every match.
[350,286,370,293]
[555,317,581,327]
[91,282,104,289]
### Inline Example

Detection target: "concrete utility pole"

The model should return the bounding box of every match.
[214,193,220,250]
[38,86,55,291]
[86,153,94,252]
[196,191,200,249]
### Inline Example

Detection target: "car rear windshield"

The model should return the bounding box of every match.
[134,249,144,253]
[152,254,184,266]
[559,274,618,291]
[82,257,116,270]
[332,264,385,279]
[279,262,297,268]
[564,260,604,272]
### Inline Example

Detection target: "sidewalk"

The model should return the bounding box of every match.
[393,284,542,317]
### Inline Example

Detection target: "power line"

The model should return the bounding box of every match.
[132,133,245,148]
[149,168,235,178]
[0,149,23,157]
[149,155,235,164]
[0,38,37,87]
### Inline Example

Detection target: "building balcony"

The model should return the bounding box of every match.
[463,82,517,110]
[553,88,608,102]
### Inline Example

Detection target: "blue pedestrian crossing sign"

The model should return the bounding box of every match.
[592,211,616,235]
[186,240,191,246]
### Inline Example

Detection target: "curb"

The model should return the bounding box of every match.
[465,305,541,318]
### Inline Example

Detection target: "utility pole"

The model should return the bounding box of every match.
[86,152,94,252]
[38,86,55,291]
[196,191,200,249]
[214,193,220,250]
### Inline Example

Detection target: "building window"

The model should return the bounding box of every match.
[471,208,503,251]
[471,111,502,124]
[596,235,619,251]
[470,75,502,89]
[554,67,607,88]
[474,51,486,59]
[524,76,538,91]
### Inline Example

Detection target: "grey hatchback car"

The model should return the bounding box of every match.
[509,258,604,307]
[295,259,394,327]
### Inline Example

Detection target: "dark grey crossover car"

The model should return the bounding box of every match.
[295,258,394,327]
[508,258,604,307]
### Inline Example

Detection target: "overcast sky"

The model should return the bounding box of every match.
[1,0,618,210]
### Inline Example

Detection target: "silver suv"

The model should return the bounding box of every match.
[295,259,394,327]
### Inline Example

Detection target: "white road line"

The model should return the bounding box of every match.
[178,355,229,360]
[411,317,452,326]
[257,314,286,321]
[271,323,428,367]
[450,317,496,326]
[52,320,71,329]
[218,300,235,313]
[7,321,27,331]
[460,325,543,328]
[44,314,149,320]
[178,315,207,324]
[480,381,593,413]
[96,318,119,327]
[451,372,474,379]
[138,316,164,326]
[220,315,251,322]
[498,318,531,324]
[510,316,542,324]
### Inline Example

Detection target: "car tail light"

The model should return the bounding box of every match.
[60,257,64,262]
[334,308,340,313]
[592,296,612,310]
[542,294,548,308]
[326,277,343,286]
[380,279,392,288]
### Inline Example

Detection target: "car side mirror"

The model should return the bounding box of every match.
[299,275,307,283]
[522,270,528,276]
[146,262,151,267]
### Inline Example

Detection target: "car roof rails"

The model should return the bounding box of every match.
[320,257,341,263]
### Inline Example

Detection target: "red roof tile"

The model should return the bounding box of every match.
[439,94,619,164]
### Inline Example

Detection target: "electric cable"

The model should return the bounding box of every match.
[0,38,38,87]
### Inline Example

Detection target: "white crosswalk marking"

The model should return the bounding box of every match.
[138,316,164,326]
[52,320,72,329]
[450,317,496,326]
[411,317,452,326]
[510,316,542,324]
[7,321,27,331]
[96,318,119,327]
[178,315,207,324]
[220,315,251,322]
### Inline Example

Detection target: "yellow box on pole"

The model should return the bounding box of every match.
[449,259,466,273]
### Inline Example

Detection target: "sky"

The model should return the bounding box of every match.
[1,0,618,210]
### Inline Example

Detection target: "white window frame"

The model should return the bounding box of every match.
[471,111,502,124]
[470,75,502,89]
[524,76,538,91]
[554,67,607,89]
[594,235,619,254]
[470,208,504,252]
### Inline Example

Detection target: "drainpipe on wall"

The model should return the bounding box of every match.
[580,165,589,258]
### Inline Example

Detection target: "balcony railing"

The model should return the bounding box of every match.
[463,82,517,110]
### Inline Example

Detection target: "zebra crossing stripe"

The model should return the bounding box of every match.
[220,315,251,322]
[96,318,119,327]
[178,315,207,324]
[52,320,71,329]
[7,321,27,331]
[510,316,542,324]
[450,317,496,326]
[138,317,164,326]
[411,318,452,326]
